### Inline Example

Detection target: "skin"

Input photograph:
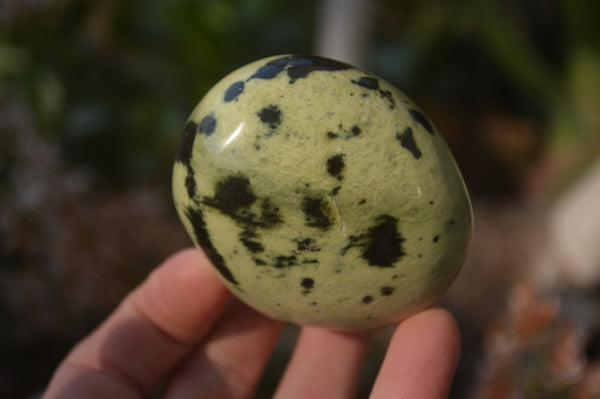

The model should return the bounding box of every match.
[43,248,460,398]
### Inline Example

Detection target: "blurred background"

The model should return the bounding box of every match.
[1,0,600,397]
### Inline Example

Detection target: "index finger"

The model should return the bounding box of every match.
[43,248,231,398]
[370,307,461,398]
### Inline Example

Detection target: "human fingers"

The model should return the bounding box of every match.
[43,248,231,398]
[161,299,283,399]
[370,307,461,399]
[273,327,372,399]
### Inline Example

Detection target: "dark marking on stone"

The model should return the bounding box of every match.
[258,199,282,227]
[326,154,345,179]
[343,216,405,267]
[351,77,395,109]
[185,170,196,199]
[409,108,434,134]
[381,286,394,296]
[295,237,321,252]
[430,200,434,205]
[199,113,217,136]
[302,259,319,264]
[203,176,282,228]
[286,55,350,83]
[362,295,373,304]
[433,235,440,243]
[249,56,290,80]
[185,207,238,285]
[274,255,298,268]
[330,186,341,196]
[175,121,197,164]
[257,104,282,129]
[248,55,350,84]
[177,123,198,199]
[363,216,405,266]
[351,125,361,136]
[396,127,422,159]
[327,131,340,139]
[352,76,379,90]
[358,199,366,205]
[379,89,395,109]
[301,277,314,295]
[239,229,264,253]
[224,81,245,102]
[448,219,455,226]
[302,196,332,229]
[253,258,267,266]
[203,176,257,217]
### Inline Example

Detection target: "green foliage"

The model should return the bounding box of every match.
[1,0,317,185]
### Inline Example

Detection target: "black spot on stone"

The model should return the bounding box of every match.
[326,154,345,179]
[203,176,282,229]
[185,207,238,285]
[433,235,440,242]
[409,109,434,134]
[274,255,298,268]
[448,219,455,226]
[253,258,267,266]
[362,295,374,304]
[295,238,321,252]
[185,170,196,199]
[175,121,197,164]
[396,127,422,159]
[358,199,366,205]
[330,186,341,196]
[343,216,405,267]
[203,176,257,217]
[248,55,350,84]
[257,104,282,129]
[363,216,405,266]
[258,199,282,228]
[351,125,361,136]
[381,286,394,296]
[327,131,340,139]
[430,201,435,205]
[352,76,379,90]
[302,196,332,229]
[239,229,264,253]
[351,77,395,109]
[199,113,217,136]
[286,55,350,83]
[224,81,245,102]
[301,277,314,295]
[249,56,291,80]
[379,89,395,109]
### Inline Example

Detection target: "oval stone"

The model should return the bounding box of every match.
[172,54,472,331]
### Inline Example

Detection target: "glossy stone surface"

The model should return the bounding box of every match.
[172,55,472,330]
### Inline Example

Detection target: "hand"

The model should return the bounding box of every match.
[43,248,460,399]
